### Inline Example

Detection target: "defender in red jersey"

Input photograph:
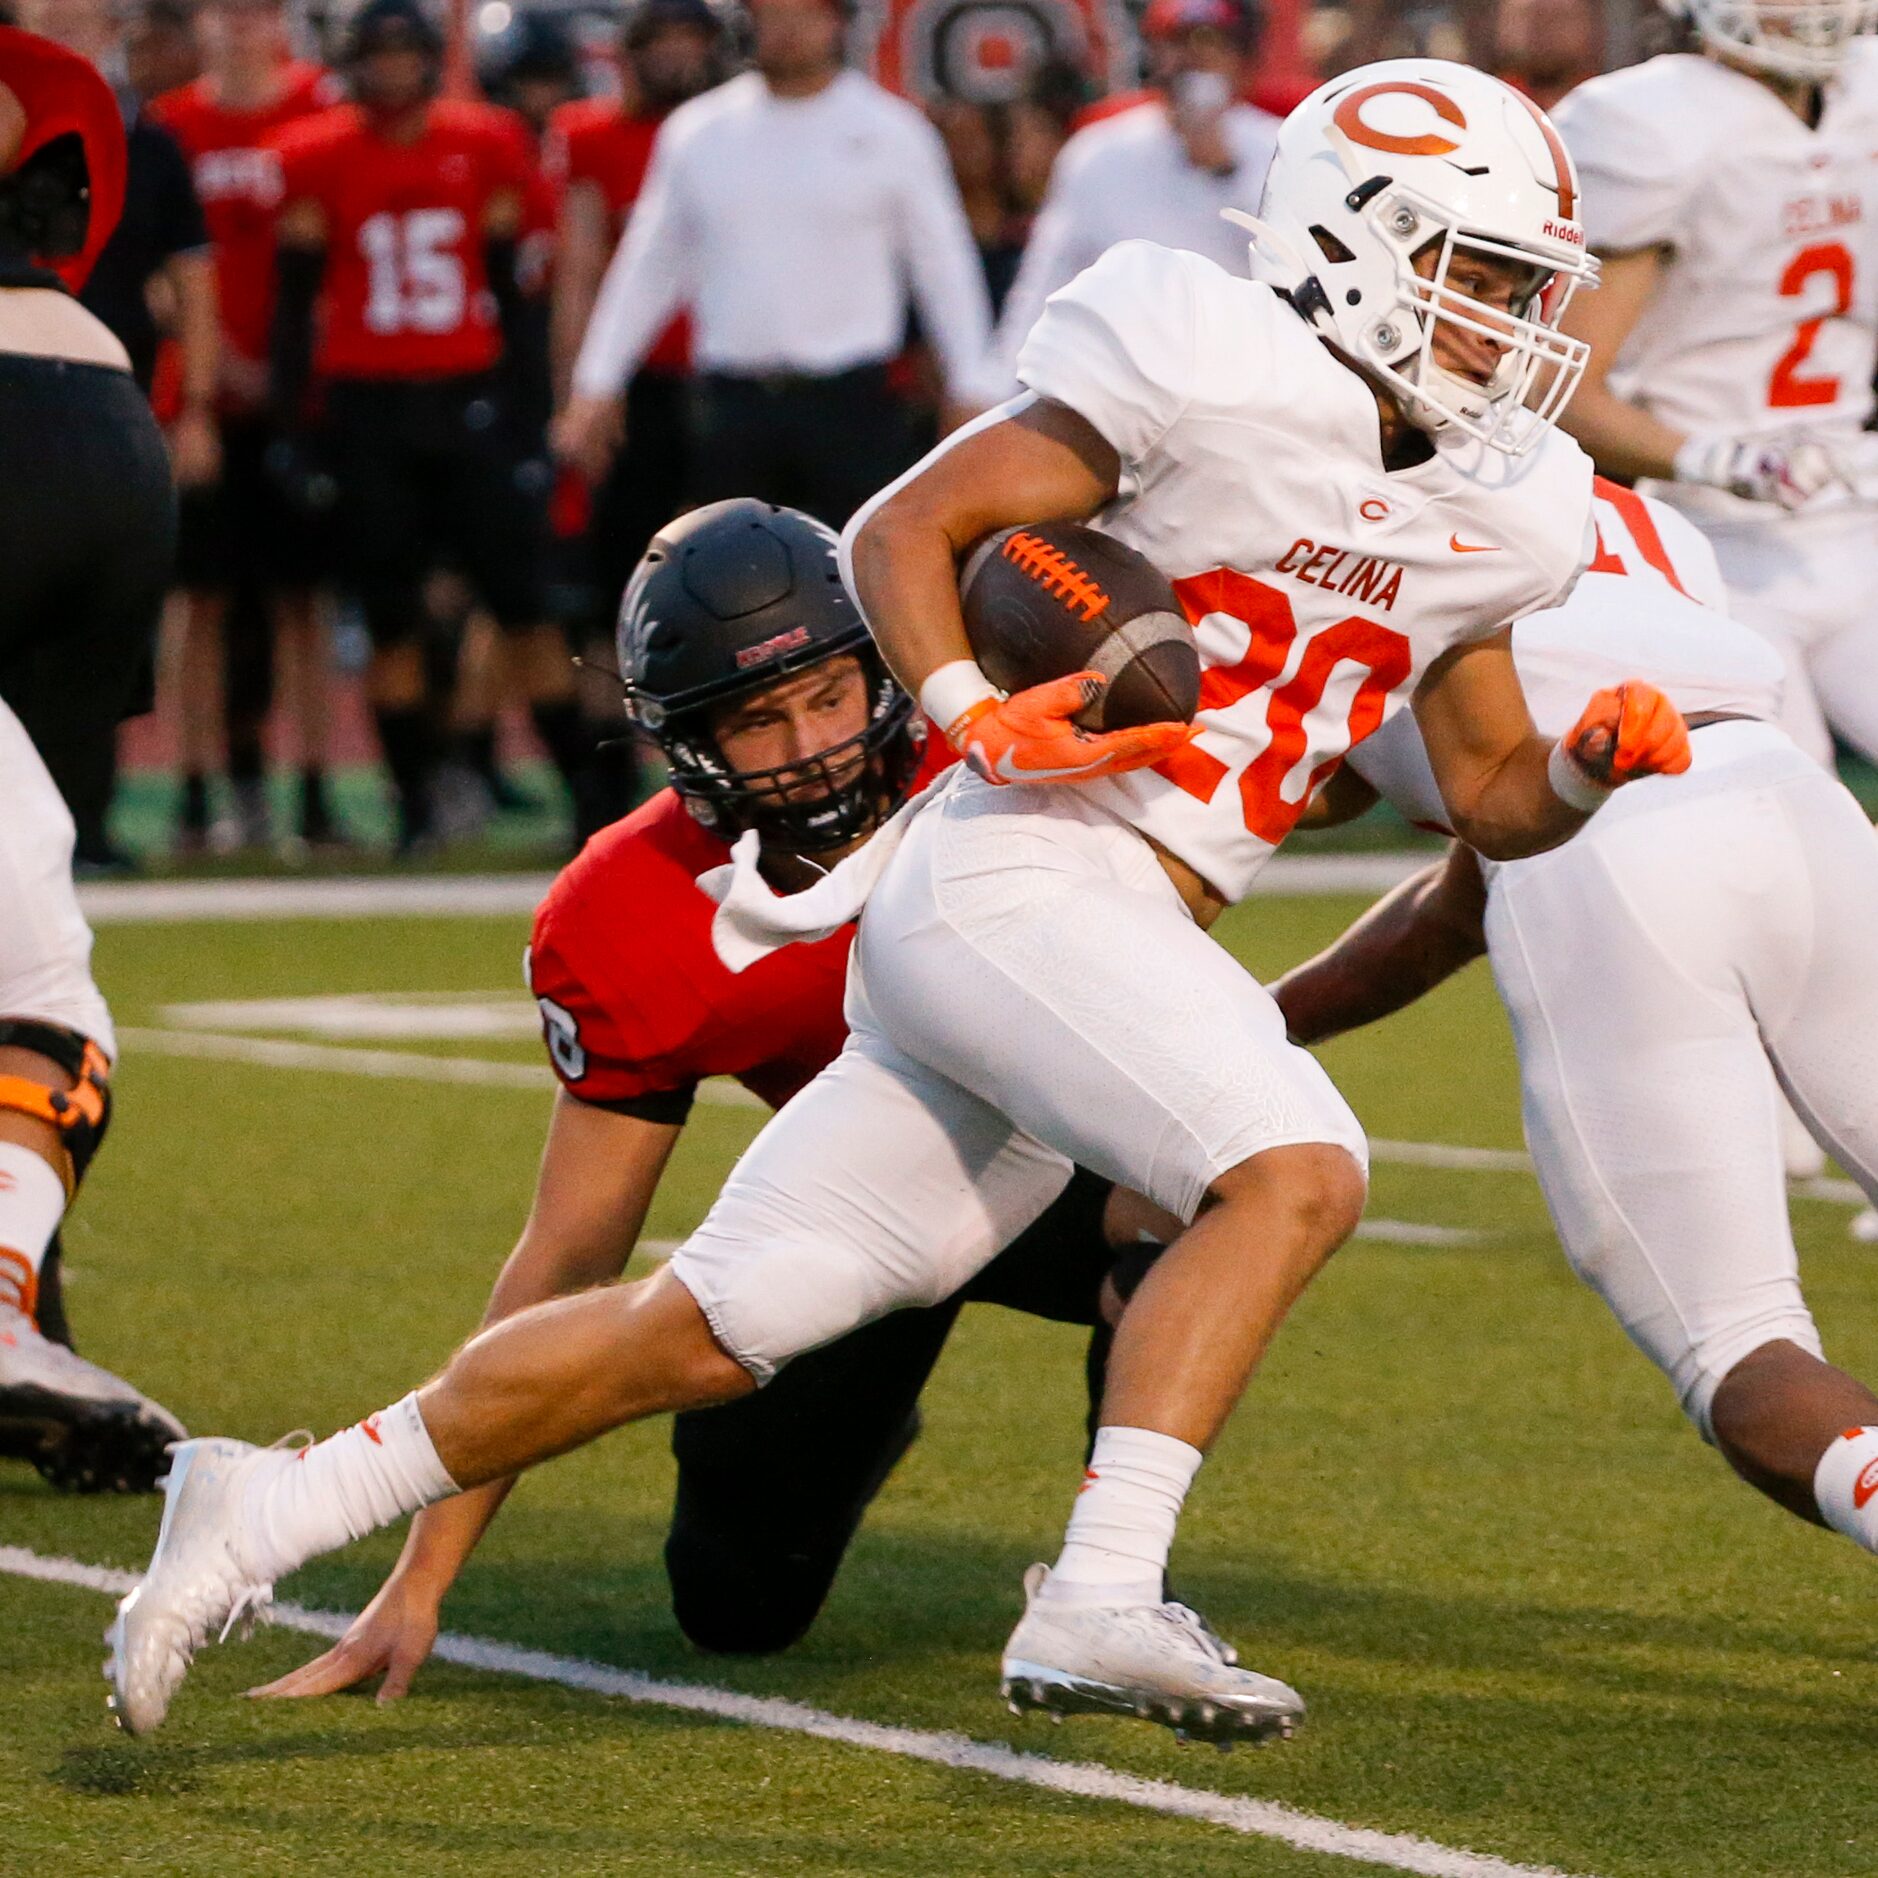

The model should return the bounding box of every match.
[546,0,729,833]
[152,0,340,853]
[249,504,1157,1700]
[267,0,588,852]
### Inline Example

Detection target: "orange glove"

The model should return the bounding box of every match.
[1549,680,1692,811]
[943,671,1194,786]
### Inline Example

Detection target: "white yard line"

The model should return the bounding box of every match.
[116,1027,1873,1206]
[2,1544,1593,1878]
[79,854,1426,926]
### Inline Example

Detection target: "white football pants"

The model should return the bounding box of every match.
[1702,506,1878,769]
[673,776,1368,1382]
[1485,720,1878,1437]
[0,696,113,1055]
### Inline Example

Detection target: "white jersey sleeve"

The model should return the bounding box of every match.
[1552,63,1702,255]
[1016,239,1202,468]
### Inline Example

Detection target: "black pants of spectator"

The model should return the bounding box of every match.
[665,1168,1117,1655]
[176,412,333,788]
[687,363,917,530]
[323,374,550,648]
[0,355,175,863]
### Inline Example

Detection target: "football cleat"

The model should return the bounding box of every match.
[0,1306,186,1493]
[104,1436,283,1734]
[1000,1563,1304,1747]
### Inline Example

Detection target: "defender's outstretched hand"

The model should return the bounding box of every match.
[1551,680,1692,810]
[945,672,1194,786]
[247,1570,441,1705]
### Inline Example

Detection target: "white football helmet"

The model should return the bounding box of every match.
[1664,1,1878,81]
[1234,59,1598,456]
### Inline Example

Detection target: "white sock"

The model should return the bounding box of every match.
[1813,1425,1878,1552]
[1043,1425,1202,1607]
[242,1392,459,1582]
[0,1141,66,1322]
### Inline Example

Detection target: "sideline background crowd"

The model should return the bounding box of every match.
[0,0,1699,870]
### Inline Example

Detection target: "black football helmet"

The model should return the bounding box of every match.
[617,500,922,852]
[345,0,444,73]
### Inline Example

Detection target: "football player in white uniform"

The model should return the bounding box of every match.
[106,62,1693,1744]
[0,699,187,1490]
[1552,1,1878,770]
[1273,479,1878,1561]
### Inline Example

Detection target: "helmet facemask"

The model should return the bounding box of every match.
[1379,208,1593,454]
[636,650,924,854]
[1676,0,1878,81]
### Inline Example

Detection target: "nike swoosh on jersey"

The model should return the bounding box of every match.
[1449,535,1500,554]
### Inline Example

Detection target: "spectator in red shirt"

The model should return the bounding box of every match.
[151,0,341,855]
[546,0,730,833]
[268,0,589,853]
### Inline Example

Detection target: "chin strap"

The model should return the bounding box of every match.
[0,1019,112,1197]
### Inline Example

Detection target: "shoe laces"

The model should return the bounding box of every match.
[1157,1600,1236,1666]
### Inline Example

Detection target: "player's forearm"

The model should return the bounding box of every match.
[1442,734,1590,861]
[388,1219,642,1597]
[171,251,221,413]
[842,399,1121,715]
[1270,854,1486,1045]
[392,1478,517,1597]
[844,491,980,703]
[1558,379,1685,485]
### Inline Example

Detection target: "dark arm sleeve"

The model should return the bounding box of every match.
[486,231,551,431]
[269,242,325,425]
[146,120,209,259]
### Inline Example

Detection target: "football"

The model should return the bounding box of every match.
[958,522,1201,731]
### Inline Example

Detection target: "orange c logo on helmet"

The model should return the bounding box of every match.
[1332,81,1467,158]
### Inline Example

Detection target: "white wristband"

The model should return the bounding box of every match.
[1546,737,1614,815]
[919,660,1001,741]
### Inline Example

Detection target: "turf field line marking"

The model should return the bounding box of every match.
[77,854,1428,926]
[1353,1219,1487,1247]
[1,1546,1596,1878]
[119,1026,772,1106]
[113,1029,1878,1206]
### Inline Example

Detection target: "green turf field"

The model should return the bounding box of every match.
[4,892,1874,1877]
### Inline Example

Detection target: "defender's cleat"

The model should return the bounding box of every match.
[999,1564,1304,1747]
[0,1307,186,1492]
[104,1437,283,1734]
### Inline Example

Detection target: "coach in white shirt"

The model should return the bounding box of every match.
[555,0,992,526]
[970,0,1278,405]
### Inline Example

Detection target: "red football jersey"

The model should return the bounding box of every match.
[268,98,532,381]
[545,97,688,375]
[150,63,338,384]
[527,791,854,1117]
[527,740,951,1117]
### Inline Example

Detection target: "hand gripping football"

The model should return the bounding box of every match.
[959,523,1200,731]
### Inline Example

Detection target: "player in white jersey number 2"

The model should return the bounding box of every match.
[1552,2,1878,769]
[1273,479,1878,1565]
[106,61,1691,1744]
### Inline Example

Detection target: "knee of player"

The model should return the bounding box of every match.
[1209,1142,1368,1254]
[0,1026,112,1194]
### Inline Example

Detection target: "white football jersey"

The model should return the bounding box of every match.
[1554,50,1878,466]
[1347,484,1787,831]
[1015,241,1593,902]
